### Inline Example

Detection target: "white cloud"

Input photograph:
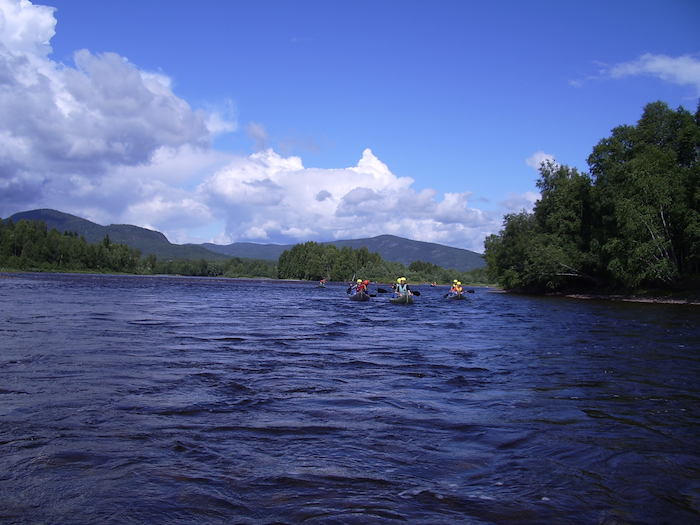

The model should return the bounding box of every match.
[0,0,55,57]
[0,0,234,215]
[526,151,556,171]
[573,53,700,95]
[196,148,499,252]
[608,53,700,95]
[0,0,516,254]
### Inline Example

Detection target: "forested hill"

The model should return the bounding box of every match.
[8,209,228,261]
[204,235,485,271]
[9,209,485,271]
[327,235,484,271]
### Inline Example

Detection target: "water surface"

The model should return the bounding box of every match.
[1,273,698,524]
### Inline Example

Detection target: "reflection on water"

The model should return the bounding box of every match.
[1,273,698,524]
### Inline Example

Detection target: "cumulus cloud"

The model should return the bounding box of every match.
[0,0,55,57]
[196,148,499,251]
[0,0,509,253]
[315,190,332,202]
[0,0,233,217]
[525,151,556,171]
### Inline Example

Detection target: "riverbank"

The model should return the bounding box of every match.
[487,286,700,306]
[563,292,700,306]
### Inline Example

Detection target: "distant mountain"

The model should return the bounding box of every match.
[8,209,228,261]
[204,234,485,272]
[202,241,290,261]
[326,235,484,271]
[8,209,485,271]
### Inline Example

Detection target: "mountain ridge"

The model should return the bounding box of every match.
[7,209,485,271]
[8,209,228,262]
[204,235,485,271]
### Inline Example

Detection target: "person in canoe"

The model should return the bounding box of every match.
[347,278,361,294]
[347,279,371,301]
[393,277,412,297]
[318,278,327,288]
[347,278,368,294]
[444,280,466,299]
[390,277,414,304]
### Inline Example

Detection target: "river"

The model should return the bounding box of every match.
[1,272,698,524]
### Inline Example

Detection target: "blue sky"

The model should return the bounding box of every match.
[1,0,698,252]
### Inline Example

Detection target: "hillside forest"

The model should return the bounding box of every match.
[0,219,278,278]
[0,219,487,284]
[484,101,700,294]
[277,241,487,284]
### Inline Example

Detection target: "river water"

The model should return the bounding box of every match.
[1,272,698,524]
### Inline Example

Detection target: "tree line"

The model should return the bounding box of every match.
[0,218,277,278]
[0,219,142,273]
[277,241,488,284]
[484,101,700,293]
[1,218,485,284]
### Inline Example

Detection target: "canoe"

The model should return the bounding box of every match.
[390,294,414,305]
[446,293,465,300]
[349,291,370,301]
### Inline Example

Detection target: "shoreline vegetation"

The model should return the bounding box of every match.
[0,218,489,286]
[488,287,699,305]
[3,269,696,306]
[484,101,700,299]
[4,101,697,301]
[0,268,489,287]
[563,293,700,305]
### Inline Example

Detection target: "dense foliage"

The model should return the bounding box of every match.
[0,218,483,283]
[485,101,700,293]
[151,257,277,278]
[0,219,142,273]
[277,241,488,284]
[0,218,278,278]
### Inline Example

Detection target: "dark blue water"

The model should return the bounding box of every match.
[1,273,698,524]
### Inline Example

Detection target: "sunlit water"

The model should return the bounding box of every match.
[1,272,698,524]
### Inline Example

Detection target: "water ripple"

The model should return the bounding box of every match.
[0,273,698,524]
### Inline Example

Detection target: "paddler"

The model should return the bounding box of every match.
[348,278,363,294]
[356,279,369,294]
[393,276,412,297]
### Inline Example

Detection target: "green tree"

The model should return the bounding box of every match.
[485,100,699,293]
[588,101,699,288]
[484,211,539,291]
